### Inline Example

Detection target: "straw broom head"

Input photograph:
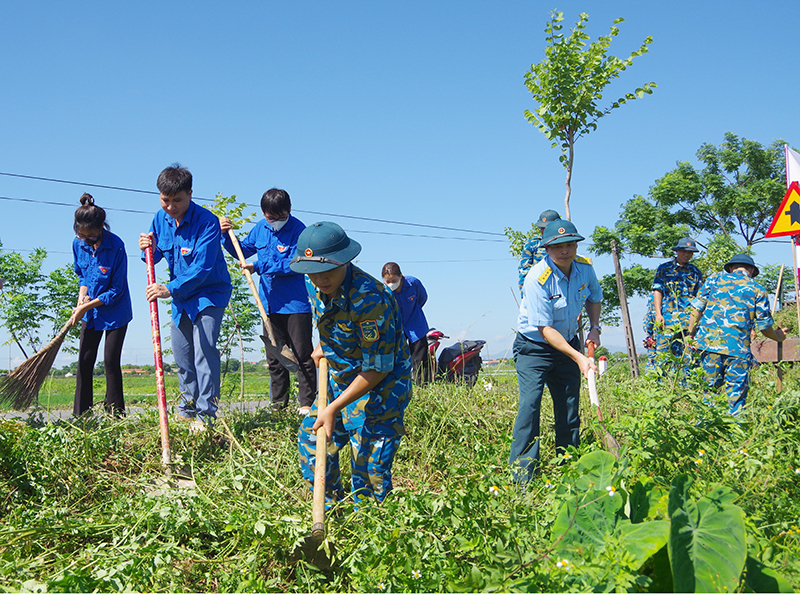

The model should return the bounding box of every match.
[0,321,72,411]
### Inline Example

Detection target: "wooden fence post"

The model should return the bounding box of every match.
[611,240,640,378]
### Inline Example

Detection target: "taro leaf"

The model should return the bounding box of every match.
[571,450,619,493]
[551,450,624,556]
[743,555,795,593]
[668,474,746,593]
[629,477,667,523]
[617,520,670,570]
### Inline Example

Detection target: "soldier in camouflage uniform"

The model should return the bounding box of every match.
[688,254,785,415]
[652,237,703,375]
[518,209,560,295]
[290,221,412,505]
[643,293,657,372]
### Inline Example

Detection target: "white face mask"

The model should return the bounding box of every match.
[386,279,401,291]
[270,218,289,232]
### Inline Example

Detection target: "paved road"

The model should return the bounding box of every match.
[0,398,298,423]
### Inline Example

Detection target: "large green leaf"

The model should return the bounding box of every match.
[743,556,795,593]
[551,451,624,555]
[617,520,670,570]
[667,474,747,593]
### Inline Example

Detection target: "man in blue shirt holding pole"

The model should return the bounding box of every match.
[509,219,602,484]
[139,164,232,430]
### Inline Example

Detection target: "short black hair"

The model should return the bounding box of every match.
[157,163,192,196]
[260,188,291,215]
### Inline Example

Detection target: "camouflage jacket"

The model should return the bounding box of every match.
[653,258,703,329]
[691,271,773,359]
[306,264,412,434]
[518,235,547,293]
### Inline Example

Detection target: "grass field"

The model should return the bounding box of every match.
[0,359,798,592]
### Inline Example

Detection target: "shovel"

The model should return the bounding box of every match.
[586,342,621,458]
[295,357,337,570]
[226,230,298,372]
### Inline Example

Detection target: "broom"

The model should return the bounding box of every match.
[0,320,74,410]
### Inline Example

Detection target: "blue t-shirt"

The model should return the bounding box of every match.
[145,201,232,325]
[73,230,133,331]
[391,275,429,344]
[223,215,310,314]
[518,255,602,343]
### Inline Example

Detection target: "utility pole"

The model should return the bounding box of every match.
[611,240,640,378]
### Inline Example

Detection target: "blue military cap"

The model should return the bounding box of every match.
[672,237,699,252]
[290,221,362,274]
[724,253,759,277]
[535,209,561,228]
[541,219,585,247]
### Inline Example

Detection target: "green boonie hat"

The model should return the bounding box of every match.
[541,219,585,247]
[290,221,362,274]
[672,237,699,252]
[535,209,561,228]
[724,253,759,277]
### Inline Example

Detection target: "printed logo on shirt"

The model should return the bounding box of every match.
[277,245,288,253]
[99,266,110,274]
[358,320,380,343]
[181,247,191,256]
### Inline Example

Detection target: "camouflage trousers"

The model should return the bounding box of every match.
[699,351,750,415]
[298,408,402,505]
[654,330,694,380]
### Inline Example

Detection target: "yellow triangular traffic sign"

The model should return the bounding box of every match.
[766,181,800,238]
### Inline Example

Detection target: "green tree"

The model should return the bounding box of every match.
[0,241,48,357]
[589,133,790,323]
[205,194,260,399]
[524,10,655,220]
[44,264,81,354]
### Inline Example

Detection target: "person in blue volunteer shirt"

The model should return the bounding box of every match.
[291,221,412,505]
[510,218,602,484]
[139,164,232,431]
[70,193,133,417]
[381,262,430,385]
[220,188,316,415]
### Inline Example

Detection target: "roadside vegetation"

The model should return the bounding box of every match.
[0,359,797,593]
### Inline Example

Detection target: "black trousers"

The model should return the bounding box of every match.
[409,337,431,385]
[74,323,128,417]
[265,312,316,408]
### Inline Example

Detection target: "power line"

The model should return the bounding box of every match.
[0,171,506,237]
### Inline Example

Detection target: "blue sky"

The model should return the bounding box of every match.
[2,0,799,368]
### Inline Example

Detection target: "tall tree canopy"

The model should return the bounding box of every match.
[589,133,790,323]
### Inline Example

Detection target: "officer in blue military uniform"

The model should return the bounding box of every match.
[688,254,785,415]
[652,237,703,375]
[643,293,657,372]
[518,209,561,294]
[290,221,412,504]
[510,219,602,483]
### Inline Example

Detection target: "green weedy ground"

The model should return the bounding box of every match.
[0,361,798,592]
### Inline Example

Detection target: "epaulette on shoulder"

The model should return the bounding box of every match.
[575,255,592,265]
[537,266,552,285]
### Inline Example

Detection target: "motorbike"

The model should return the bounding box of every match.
[425,328,486,387]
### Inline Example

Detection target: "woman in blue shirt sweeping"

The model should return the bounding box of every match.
[70,193,133,417]
[381,262,430,385]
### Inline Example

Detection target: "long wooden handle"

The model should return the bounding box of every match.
[773,264,785,314]
[145,244,172,466]
[587,341,599,408]
[226,230,278,346]
[312,358,328,533]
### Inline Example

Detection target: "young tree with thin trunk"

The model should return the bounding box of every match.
[524,10,656,220]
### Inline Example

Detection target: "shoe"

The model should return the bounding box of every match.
[298,406,311,416]
[188,420,207,434]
